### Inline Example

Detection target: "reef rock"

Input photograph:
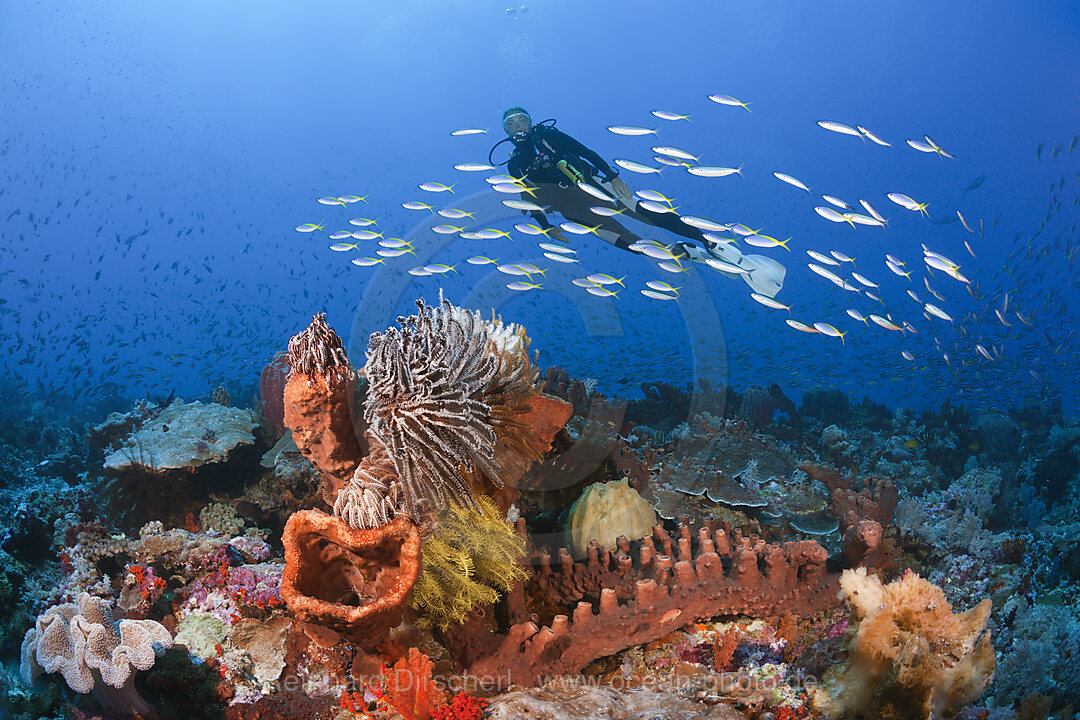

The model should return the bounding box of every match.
[487,679,748,719]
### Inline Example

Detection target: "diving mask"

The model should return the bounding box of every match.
[503,111,531,136]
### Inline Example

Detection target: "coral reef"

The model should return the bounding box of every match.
[8,304,1058,720]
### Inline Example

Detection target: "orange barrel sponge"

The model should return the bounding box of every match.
[283,313,366,500]
[280,510,421,648]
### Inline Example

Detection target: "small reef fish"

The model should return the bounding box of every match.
[351,230,383,240]
[636,189,676,205]
[681,216,729,232]
[652,146,699,162]
[295,222,324,233]
[846,309,869,325]
[651,110,691,121]
[402,201,434,212]
[438,208,475,219]
[486,174,523,185]
[591,206,626,217]
[503,199,545,212]
[658,261,687,273]
[814,323,848,343]
[539,242,574,254]
[859,199,887,224]
[705,257,748,274]
[822,195,854,211]
[887,192,929,216]
[350,256,384,266]
[750,293,791,312]
[640,200,677,214]
[507,281,541,291]
[886,260,912,279]
[925,303,953,322]
[817,120,862,138]
[641,289,677,301]
[493,182,539,197]
[869,314,904,332]
[851,272,878,288]
[807,250,839,266]
[561,221,602,236]
[814,206,855,227]
[857,125,891,146]
[608,125,657,136]
[577,182,616,203]
[708,94,751,111]
[348,217,378,226]
[646,280,680,294]
[774,172,810,192]
[419,182,455,193]
[450,128,487,135]
[654,155,690,167]
[615,159,663,174]
[786,319,818,333]
[466,256,499,265]
[544,252,578,263]
[688,164,743,178]
[453,163,495,172]
[586,273,626,286]
[744,234,790,250]
[587,285,620,298]
[433,224,465,235]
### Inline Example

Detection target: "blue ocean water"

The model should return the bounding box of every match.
[1,0,1077,413]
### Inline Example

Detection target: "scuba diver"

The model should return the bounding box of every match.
[493,106,785,297]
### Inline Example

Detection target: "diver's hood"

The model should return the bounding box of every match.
[709,243,786,298]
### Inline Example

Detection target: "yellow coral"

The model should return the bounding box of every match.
[409,495,528,631]
[815,567,995,720]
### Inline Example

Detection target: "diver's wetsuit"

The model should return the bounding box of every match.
[506,125,708,255]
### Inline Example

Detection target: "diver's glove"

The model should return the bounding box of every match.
[547,227,571,244]
[608,176,634,207]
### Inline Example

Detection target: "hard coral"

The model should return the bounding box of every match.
[279,511,421,648]
[815,568,995,720]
